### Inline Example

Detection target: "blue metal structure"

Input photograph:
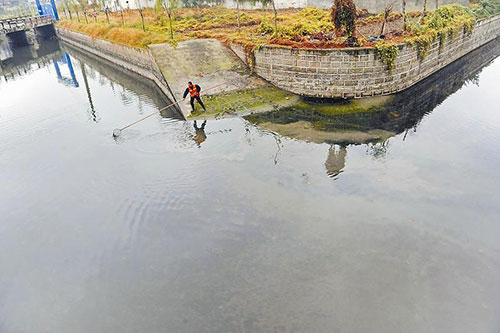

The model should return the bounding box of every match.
[53,52,79,87]
[35,0,59,20]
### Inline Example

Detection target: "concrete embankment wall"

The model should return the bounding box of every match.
[148,38,267,115]
[56,27,184,118]
[231,14,500,99]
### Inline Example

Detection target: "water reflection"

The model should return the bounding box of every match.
[61,42,181,119]
[1,29,500,333]
[53,52,79,88]
[80,62,98,122]
[1,38,182,122]
[248,38,500,143]
[0,36,13,62]
[247,37,500,178]
[193,120,208,147]
[325,145,347,178]
[0,38,61,81]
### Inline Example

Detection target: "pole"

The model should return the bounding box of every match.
[35,0,43,16]
[50,0,60,20]
[113,83,226,137]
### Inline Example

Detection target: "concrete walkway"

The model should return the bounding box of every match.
[149,39,267,117]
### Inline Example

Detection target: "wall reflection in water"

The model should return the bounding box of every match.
[61,42,180,120]
[0,38,62,80]
[2,35,499,180]
[246,37,500,178]
[0,38,181,122]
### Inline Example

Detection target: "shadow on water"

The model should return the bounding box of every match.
[246,37,500,147]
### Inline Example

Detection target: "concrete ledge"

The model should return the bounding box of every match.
[231,14,500,99]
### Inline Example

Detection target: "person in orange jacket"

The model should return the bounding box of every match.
[183,82,207,113]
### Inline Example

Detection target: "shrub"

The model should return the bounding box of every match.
[405,5,476,60]
[375,41,400,71]
[331,0,357,37]
[470,0,500,18]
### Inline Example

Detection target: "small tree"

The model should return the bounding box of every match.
[421,0,428,23]
[163,0,177,39]
[64,0,73,19]
[154,0,163,13]
[236,0,241,33]
[402,0,407,31]
[76,0,88,22]
[380,4,393,37]
[331,0,357,45]
[270,0,278,36]
[137,0,146,31]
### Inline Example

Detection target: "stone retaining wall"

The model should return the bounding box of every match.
[231,14,500,99]
[56,27,184,118]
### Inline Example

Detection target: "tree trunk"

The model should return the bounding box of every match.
[380,6,392,37]
[162,1,175,39]
[271,0,277,36]
[139,8,145,31]
[168,11,174,39]
[105,8,109,24]
[402,0,407,31]
[84,11,88,24]
[422,0,427,23]
[237,0,241,33]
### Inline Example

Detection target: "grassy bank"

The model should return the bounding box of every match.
[57,3,497,51]
[470,0,500,18]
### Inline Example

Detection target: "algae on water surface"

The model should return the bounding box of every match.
[190,88,392,119]
[189,86,298,119]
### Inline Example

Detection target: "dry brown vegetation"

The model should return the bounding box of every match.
[57,5,479,50]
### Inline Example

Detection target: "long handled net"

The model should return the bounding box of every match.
[113,83,226,138]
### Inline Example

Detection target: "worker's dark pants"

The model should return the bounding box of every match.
[190,96,206,111]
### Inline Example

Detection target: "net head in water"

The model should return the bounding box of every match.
[113,129,121,137]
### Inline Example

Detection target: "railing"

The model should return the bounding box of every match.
[0,15,53,34]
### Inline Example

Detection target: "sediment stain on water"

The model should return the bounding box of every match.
[1,38,500,333]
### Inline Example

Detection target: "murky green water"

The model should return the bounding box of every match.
[1,38,500,333]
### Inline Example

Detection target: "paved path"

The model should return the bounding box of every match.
[149,39,267,117]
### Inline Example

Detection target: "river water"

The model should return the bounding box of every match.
[1,37,500,333]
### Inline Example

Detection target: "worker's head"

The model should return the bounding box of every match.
[188,81,193,87]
